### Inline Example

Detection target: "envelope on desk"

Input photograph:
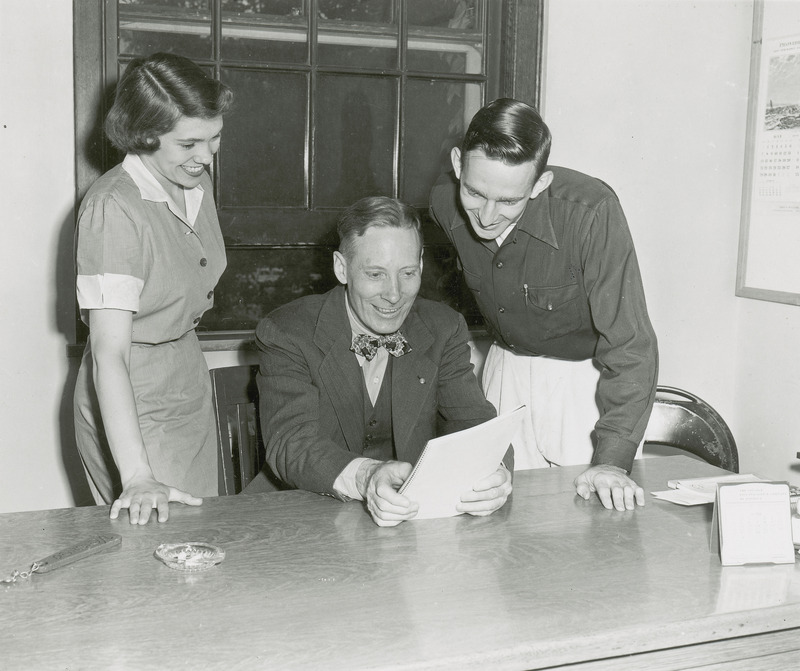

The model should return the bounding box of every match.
[399,405,525,520]
[651,473,767,506]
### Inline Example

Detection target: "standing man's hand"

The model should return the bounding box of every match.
[574,465,645,511]
[356,460,419,527]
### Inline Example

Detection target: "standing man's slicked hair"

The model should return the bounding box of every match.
[461,98,552,180]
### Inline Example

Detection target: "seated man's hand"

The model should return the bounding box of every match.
[574,464,645,511]
[457,465,512,517]
[357,460,419,527]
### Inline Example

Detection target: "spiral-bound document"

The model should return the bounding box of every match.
[398,405,525,520]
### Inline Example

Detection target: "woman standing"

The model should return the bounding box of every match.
[74,53,233,524]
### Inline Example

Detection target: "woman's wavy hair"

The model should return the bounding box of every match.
[104,52,233,154]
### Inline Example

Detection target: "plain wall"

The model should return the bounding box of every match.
[544,0,800,483]
[544,0,747,423]
[1,0,798,514]
[0,1,90,513]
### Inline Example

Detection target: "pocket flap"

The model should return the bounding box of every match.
[525,283,579,311]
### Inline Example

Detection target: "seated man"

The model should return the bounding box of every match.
[253,196,512,526]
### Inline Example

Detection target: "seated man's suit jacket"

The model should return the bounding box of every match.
[255,285,509,497]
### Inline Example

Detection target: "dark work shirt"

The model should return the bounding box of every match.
[430,166,658,471]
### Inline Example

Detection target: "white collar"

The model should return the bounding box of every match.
[495,222,517,247]
[122,153,205,227]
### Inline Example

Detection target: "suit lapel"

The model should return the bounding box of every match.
[392,306,437,459]
[315,287,365,453]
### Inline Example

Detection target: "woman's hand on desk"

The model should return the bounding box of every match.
[574,465,645,511]
[457,465,513,516]
[110,477,203,525]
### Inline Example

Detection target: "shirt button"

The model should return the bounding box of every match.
[365,434,373,441]
[207,290,214,299]
[499,307,505,313]
[496,262,503,268]
[547,302,553,311]
[200,258,208,267]
[369,419,377,427]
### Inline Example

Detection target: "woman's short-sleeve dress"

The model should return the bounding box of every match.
[73,154,226,503]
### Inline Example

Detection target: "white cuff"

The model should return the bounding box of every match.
[333,457,371,501]
[76,273,143,312]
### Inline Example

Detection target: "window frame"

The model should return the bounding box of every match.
[72,0,544,345]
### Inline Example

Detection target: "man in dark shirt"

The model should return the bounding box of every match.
[430,98,658,511]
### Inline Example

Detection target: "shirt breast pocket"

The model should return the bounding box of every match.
[524,282,582,340]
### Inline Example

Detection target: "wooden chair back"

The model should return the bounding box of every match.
[210,365,269,495]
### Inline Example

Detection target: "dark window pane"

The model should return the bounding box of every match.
[402,79,481,205]
[314,74,395,207]
[202,242,480,331]
[218,209,340,246]
[218,68,307,207]
[318,0,392,21]
[204,247,338,331]
[118,0,212,60]
[421,242,482,325]
[317,0,397,69]
[406,0,484,74]
[221,1,308,63]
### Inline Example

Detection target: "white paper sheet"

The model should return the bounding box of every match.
[399,405,525,520]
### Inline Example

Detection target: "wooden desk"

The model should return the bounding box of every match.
[2,456,799,670]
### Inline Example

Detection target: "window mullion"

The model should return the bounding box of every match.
[212,0,222,202]
[395,0,405,201]
[308,0,317,210]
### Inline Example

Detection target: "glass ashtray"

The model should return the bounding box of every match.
[154,542,225,572]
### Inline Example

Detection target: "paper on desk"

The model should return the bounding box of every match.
[399,405,525,520]
[651,488,717,506]
[651,473,767,506]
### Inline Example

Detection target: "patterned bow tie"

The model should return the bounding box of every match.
[351,332,411,361]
